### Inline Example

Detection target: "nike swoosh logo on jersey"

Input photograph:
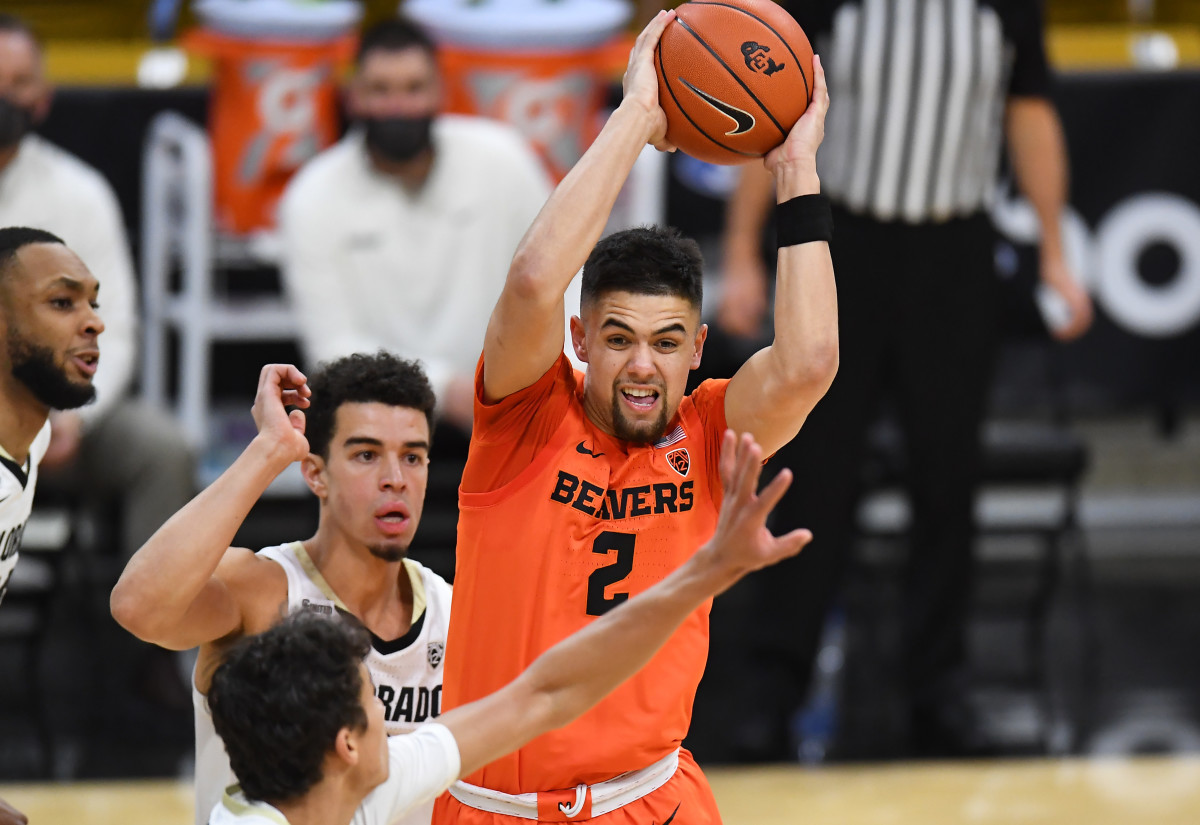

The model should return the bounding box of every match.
[656,803,681,825]
[680,79,756,136]
[576,440,605,458]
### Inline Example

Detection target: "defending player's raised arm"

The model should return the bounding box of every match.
[725,55,839,456]
[110,364,311,650]
[436,431,811,779]
[482,10,677,402]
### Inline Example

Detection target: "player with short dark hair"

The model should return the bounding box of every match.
[0,226,102,597]
[580,224,704,310]
[112,352,453,825]
[206,432,810,825]
[434,11,835,825]
[0,225,104,825]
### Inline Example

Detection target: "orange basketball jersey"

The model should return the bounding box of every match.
[443,354,729,795]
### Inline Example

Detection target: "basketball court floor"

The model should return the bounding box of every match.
[4,756,1200,824]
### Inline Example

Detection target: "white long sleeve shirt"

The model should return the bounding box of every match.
[0,134,138,426]
[278,116,553,402]
[207,723,461,825]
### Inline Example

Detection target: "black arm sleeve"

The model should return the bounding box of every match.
[1006,0,1053,99]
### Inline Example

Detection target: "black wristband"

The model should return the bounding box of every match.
[775,193,833,248]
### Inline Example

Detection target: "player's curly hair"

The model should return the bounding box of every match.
[207,610,372,804]
[581,225,704,311]
[304,351,437,458]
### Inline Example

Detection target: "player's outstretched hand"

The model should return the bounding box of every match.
[250,363,311,463]
[0,796,27,825]
[765,54,830,178]
[622,9,676,152]
[705,430,812,589]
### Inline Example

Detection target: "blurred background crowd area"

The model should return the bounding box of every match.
[0,0,1198,795]
[8,0,1200,81]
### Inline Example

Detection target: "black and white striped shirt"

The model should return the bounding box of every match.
[785,0,1052,223]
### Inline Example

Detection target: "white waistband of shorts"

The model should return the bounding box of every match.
[448,748,680,820]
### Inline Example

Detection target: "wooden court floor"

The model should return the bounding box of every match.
[3,756,1199,824]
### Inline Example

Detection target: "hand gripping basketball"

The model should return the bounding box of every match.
[765,54,830,177]
[623,9,678,152]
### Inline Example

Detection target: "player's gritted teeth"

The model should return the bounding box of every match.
[70,349,100,378]
[620,387,660,413]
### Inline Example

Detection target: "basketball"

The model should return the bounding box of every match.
[655,0,814,165]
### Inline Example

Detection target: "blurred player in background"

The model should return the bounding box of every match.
[434,11,834,825]
[703,0,1094,760]
[111,353,452,825]
[0,226,104,825]
[0,12,196,715]
[279,16,552,455]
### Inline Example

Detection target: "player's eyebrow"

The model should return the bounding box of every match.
[342,436,430,452]
[343,436,384,448]
[601,318,636,334]
[45,275,93,293]
[600,319,687,337]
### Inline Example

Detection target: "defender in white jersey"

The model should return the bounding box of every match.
[0,228,103,603]
[111,352,451,825]
[194,540,451,825]
[203,407,812,825]
[0,227,105,825]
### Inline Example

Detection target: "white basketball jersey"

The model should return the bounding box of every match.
[194,541,452,825]
[0,421,52,606]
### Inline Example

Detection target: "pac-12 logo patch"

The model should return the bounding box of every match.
[666,448,690,477]
[427,641,444,669]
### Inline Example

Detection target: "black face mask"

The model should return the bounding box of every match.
[363,115,434,164]
[0,97,34,149]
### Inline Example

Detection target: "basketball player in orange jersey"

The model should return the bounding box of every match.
[433,11,835,825]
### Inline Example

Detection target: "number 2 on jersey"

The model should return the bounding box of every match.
[586,531,635,616]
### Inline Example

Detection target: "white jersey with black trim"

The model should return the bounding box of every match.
[194,541,453,825]
[0,420,52,606]
[206,723,461,825]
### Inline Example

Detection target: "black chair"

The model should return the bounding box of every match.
[854,340,1098,754]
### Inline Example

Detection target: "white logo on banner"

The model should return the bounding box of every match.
[992,191,1200,338]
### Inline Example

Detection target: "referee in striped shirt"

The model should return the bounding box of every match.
[701,0,1093,760]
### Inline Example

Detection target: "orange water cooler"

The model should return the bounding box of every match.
[404,0,633,182]
[185,0,362,233]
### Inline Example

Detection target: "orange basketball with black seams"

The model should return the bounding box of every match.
[656,0,814,165]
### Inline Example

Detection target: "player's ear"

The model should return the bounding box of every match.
[302,453,328,499]
[570,315,589,363]
[690,322,708,370]
[333,726,358,767]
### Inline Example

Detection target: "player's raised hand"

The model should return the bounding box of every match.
[766,54,830,178]
[250,363,310,463]
[622,9,676,152]
[706,430,812,588]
